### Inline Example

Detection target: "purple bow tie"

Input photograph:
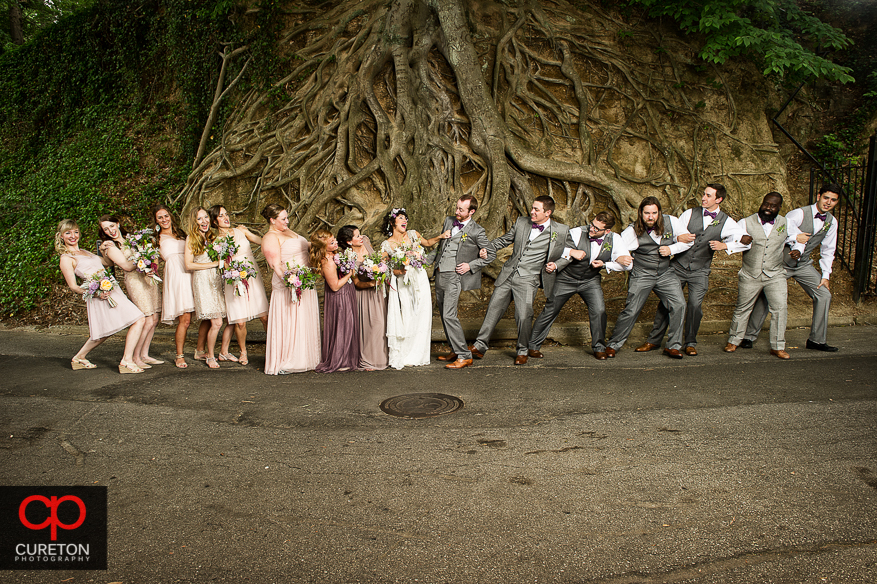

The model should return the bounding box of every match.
[815,212,827,222]
[761,218,775,225]
[453,220,464,230]
[647,227,654,234]
[531,223,544,232]
[704,209,717,219]
[591,238,603,246]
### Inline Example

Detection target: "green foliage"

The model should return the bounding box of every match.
[628,0,855,84]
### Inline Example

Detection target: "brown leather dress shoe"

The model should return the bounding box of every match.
[663,348,684,359]
[514,355,528,365]
[528,349,543,358]
[437,352,457,362]
[445,358,473,369]
[605,347,616,358]
[468,345,484,359]
[770,349,791,360]
[684,346,697,356]
[723,343,737,353]
[594,351,607,360]
[635,342,660,352]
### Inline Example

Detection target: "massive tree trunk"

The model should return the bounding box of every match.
[179,0,786,247]
[9,1,24,45]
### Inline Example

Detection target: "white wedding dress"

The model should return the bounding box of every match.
[382,231,432,369]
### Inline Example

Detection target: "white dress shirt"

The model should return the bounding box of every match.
[528,218,551,242]
[563,229,631,273]
[451,218,471,237]
[621,215,694,257]
[785,206,838,278]
[678,208,748,254]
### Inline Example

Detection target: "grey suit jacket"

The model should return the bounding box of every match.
[430,217,495,291]
[489,216,570,298]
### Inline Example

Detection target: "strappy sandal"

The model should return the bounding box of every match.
[175,354,188,369]
[218,353,239,363]
[206,357,220,369]
[119,361,144,374]
[193,350,208,361]
[238,351,248,366]
[142,357,165,365]
[71,358,96,370]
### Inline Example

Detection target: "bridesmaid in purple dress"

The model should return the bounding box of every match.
[311,229,360,373]
[56,219,146,373]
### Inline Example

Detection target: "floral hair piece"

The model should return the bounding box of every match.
[389,207,406,220]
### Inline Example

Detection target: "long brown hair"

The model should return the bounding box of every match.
[151,203,186,240]
[633,196,665,237]
[186,207,215,255]
[97,214,130,250]
[308,229,332,269]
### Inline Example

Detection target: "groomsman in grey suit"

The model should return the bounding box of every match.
[639,184,747,355]
[741,184,840,352]
[724,192,793,359]
[430,195,495,369]
[470,195,570,365]
[605,196,693,359]
[528,211,632,360]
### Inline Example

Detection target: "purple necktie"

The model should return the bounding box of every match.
[453,220,464,230]
[815,212,826,222]
[591,238,603,246]
[531,223,544,232]
[761,218,775,225]
[704,209,717,219]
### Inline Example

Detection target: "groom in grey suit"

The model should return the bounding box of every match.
[470,195,570,365]
[430,195,495,369]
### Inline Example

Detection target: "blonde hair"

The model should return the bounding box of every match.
[54,219,80,255]
[186,207,214,256]
[308,229,332,268]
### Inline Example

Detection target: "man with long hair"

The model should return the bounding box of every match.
[605,196,693,359]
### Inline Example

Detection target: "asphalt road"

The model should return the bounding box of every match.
[1,324,876,583]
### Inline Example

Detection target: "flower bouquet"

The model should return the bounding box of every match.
[388,239,426,285]
[82,269,120,308]
[208,234,238,266]
[221,258,256,297]
[282,261,320,303]
[356,252,390,295]
[124,228,162,284]
[333,247,358,281]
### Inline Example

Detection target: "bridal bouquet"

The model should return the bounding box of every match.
[356,252,390,294]
[333,247,358,280]
[221,258,256,297]
[208,234,238,266]
[282,261,320,303]
[388,239,426,285]
[124,228,162,284]
[81,269,120,308]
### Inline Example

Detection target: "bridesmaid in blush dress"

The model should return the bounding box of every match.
[338,224,388,371]
[56,219,146,374]
[184,207,226,369]
[153,204,195,368]
[312,229,360,373]
[210,205,269,366]
[261,203,321,375]
[97,214,163,369]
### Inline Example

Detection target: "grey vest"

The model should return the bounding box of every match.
[559,233,614,282]
[516,230,551,279]
[439,233,462,272]
[742,214,787,279]
[631,216,675,278]
[673,209,728,272]
[782,206,833,268]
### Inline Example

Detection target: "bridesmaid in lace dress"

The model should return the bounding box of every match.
[338,224,388,371]
[209,205,269,366]
[97,215,163,369]
[184,207,226,369]
[56,219,146,373]
[153,204,195,369]
[261,204,321,375]
[311,229,360,373]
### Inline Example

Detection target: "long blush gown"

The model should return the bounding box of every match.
[315,265,360,373]
[356,236,388,370]
[72,252,144,341]
[159,234,195,324]
[382,231,432,369]
[264,235,321,375]
[223,226,269,324]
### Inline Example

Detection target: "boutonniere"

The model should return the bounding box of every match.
[601,239,613,252]
[820,220,831,233]
[709,219,720,227]
[663,232,673,240]
[550,232,558,241]
[776,224,786,233]
[460,233,468,241]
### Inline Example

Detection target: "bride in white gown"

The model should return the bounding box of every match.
[380,208,448,369]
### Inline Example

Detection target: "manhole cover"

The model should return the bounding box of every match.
[380,393,464,419]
